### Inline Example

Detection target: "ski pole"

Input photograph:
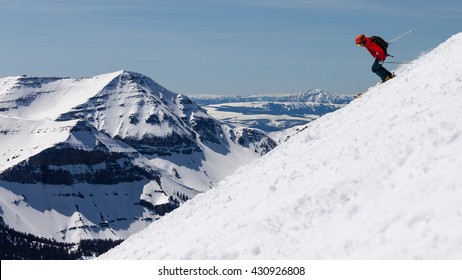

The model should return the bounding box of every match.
[389,28,415,43]
[385,61,412,64]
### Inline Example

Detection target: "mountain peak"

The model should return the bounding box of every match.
[290,89,341,103]
[113,70,148,80]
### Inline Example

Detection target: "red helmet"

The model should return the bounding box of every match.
[355,34,366,46]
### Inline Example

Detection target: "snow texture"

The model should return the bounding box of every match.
[101,33,462,259]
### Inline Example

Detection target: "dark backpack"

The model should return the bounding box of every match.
[370,36,390,56]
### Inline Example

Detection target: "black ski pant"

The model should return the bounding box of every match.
[371,59,392,81]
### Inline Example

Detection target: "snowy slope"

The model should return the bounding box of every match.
[0,116,77,172]
[0,72,119,120]
[101,33,462,259]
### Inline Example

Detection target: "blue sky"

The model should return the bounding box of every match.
[1,0,461,95]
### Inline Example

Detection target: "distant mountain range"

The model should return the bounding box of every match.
[190,90,353,132]
[0,71,276,256]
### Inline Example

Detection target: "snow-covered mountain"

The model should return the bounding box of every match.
[190,90,353,133]
[101,33,462,259]
[0,71,276,244]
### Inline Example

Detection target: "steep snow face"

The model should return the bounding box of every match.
[0,116,77,172]
[0,72,120,119]
[101,33,462,259]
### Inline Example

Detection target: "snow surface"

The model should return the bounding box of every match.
[101,33,462,259]
[0,72,120,120]
[0,116,77,172]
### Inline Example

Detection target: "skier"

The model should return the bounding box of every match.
[355,34,394,83]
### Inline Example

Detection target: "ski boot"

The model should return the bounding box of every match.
[381,72,396,83]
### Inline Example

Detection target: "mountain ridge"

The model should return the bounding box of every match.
[190,89,352,105]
